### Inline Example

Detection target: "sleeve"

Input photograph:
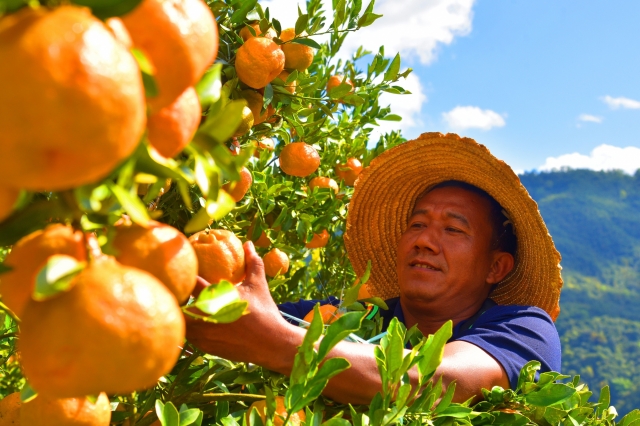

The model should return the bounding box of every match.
[277,296,340,325]
[452,305,562,390]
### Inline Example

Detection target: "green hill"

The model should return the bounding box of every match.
[519,169,640,415]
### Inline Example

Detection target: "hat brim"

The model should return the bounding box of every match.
[344,132,562,320]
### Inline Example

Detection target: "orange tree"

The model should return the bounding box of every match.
[0,0,636,425]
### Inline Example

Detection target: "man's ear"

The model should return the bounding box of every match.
[486,252,515,285]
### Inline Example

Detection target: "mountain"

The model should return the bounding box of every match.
[519,169,640,415]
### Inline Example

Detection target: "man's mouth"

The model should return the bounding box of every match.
[409,261,440,271]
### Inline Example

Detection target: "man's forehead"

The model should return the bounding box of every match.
[411,186,494,222]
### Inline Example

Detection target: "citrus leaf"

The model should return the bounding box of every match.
[294,13,308,35]
[328,82,353,99]
[191,281,247,321]
[130,48,158,97]
[196,64,223,108]
[179,408,201,426]
[229,0,258,24]
[160,401,180,426]
[195,100,246,148]
[342,94,365,106]
[20,383,37,403]
[317,311,364,361]
[358,11,382,28]
[525,383,577,407]
[290,37,321,49]
[108,182,150,226]
[384,53,401,81]
[33,255,86,301]
[380,114,402,121]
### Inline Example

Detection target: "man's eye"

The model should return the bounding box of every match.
[410,222,424,228]
[446,227,462,233]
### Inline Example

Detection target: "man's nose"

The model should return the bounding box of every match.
[413,227,440,254]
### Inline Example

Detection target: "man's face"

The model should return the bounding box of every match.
[396,186,499,307]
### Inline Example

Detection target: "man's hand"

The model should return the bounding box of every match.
[185,242,303,369]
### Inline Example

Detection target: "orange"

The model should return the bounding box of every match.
[19,256,184,398]
[239,23,276,41]
[233,105,255,137]
[246,396,305,426]
[113,220,198,303]
[241,90,274,126]
[235,37,285,89]
[0,392,21,425]
[279,142,321,177]
[280,28,315,72]
[305,229,330,249]
[303,304,343,325]
[147,86,201,159]
[335,158,363,186]
[0,186,19,222]
[222,167,253,202]
[0,6,146,191]
[121,0,218,112]
[105,17,133,48]
[263,248,289,277]
[254,137,275,158]
[21,392,110,425]
[246,223,271,248]
[276,70,297,94]
[309,177,339,194]
[0,224,86,318]
[326,75,354,93]
[189,229,246,284]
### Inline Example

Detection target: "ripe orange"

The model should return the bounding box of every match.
[303,304,343,325]
[147,86,201,159]
[121,0,218,112]
[305,229,330,249]
[113,220,198,303]
[309,177,339,195]
[241,90,274,126]
[19,256,184,397]
[0,224,86,318]
[246,396,306,426]
[280,28,314,72]
[0,186,19,222]
[0,6,146,191]
[335,158,363,186]
[254,137,275,158]
[222,167,253,202]
[276,70,297,94]
[239,23,276,41]
[279,142,321,177]
[246,222,271,248]
[105,17,133,48]
[189,229,246,284]
[233,105,255,137]
[235,37,285,89]
[326,75,354,93]
[21,392,110,425]
[263,248,289,277]
[0,392,21,425]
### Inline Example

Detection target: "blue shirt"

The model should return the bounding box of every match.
[278,297,561,390]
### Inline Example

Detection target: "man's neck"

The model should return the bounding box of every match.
[399,296,489,336]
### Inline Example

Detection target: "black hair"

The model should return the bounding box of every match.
[425,181,517,256]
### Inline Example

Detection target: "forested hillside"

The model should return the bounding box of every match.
[520,169,640,415]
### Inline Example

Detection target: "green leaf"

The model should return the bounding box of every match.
[33,255,86,301]
[434,381,456,414]
[108,182,150,226]
[328,82,353,99]
[384,53,401,81]
[195,100,247,148]
[596,385,610,417]
[620,410,640,426]
[196,64,222,109]
[357,12,382,28]
[417,320,452,381]
[159,401,180,426]
[71,0,143,19]
[190,281,244,315]
[20,383,37,403]
[321,419,351,426]
[290,37,321,49]
[229,0,258,24]
[525,383,576,407]
[317,311,364,360]
[130,48,158,98]
[341,94,365,106]
[380,114,402,121]
[179,408,201,426]
[184,190,235,233]
[294,13,309,35]
[516,360,541,392]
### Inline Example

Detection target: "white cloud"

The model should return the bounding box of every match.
[539,145,640,175]
[442,106,506,131]
[261,0,475,65]
[577,114,603,123]
[601,95,640,110]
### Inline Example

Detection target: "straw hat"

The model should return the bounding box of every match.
[344,132,562,320]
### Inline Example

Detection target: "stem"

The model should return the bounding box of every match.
[166,350,201,400]
[185,392,266,404]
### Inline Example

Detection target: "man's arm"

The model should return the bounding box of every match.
[185,242,509,405]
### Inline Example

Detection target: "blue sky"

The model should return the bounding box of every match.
[264,0,640,173]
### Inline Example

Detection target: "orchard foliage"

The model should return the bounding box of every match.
[0,0,637,424]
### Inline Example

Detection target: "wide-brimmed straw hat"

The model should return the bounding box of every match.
[344,132,562,320]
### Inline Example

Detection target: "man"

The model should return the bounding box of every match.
[186,132,563,405]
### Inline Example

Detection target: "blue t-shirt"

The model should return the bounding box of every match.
[278,297,561,390]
